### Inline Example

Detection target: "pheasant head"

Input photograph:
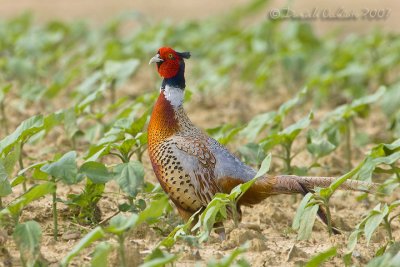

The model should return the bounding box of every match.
[149,47,191,91]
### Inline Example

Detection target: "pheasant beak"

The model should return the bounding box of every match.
[149,54,163,64]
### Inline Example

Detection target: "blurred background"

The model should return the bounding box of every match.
[1,0,399,33]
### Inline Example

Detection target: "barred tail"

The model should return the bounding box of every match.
[271,175,377,195]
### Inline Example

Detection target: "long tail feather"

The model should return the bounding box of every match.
[243,175,377,234]
[271,175,377,195]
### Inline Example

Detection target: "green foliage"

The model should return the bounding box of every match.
[293,138,400,240]
[90,242,113,267]
[0,182,55,219]
[207,124,243,145]
[60,226,106,267]
[347,201,400,256]
[79,161,113,184]
[13,221,43,267]
[41,151,80,185]
[106,213,138,235]
[66,180,105,224]
[0,161,12,198]
[366,242,400,267]
[292,193,319,240]
[141,248,178,267]
[114,161,144,198]
[304,247,337,267]
[206,244,250,267]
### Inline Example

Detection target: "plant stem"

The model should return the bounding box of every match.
[18,142,26,192]
[110,79,116,105]
[109,152,127,163]
[52,176,58,241]
[283,142,293,174]
[0,197,2,209]
[345,119,352,171]
[383,216,393,241]
[0,100,8,135]
[118,235,126,267]
[128,197,134,207]
[324,201,333,236]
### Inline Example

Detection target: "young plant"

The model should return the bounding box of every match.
[60,194,170,266]
[257,112,313,174]
[346,200,400,261]
[103,59,140,104]
[40,151,80,240]
[13,220,45,267]
[308,87,386,170]
[0,161,12,209]
[293,137,400,239]
[0,182,55,223]
[303,247,337,267]
[0,84,12,135]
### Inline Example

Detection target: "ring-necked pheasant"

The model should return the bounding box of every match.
[148,47,375,234]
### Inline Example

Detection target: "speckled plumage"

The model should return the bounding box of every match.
[148,47,377,228]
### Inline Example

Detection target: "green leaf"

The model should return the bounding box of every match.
[281,112,313,142]
[207,124,242,145]
[206,244,249,267]
[106,213,138,235]
[0,161,12,197]
[347,229,362,253]
[0,84,12,102]
[3,145,20,176]
[137,194,170,225]
[293,193,319,240]
[64,108,79,139]
[240,111,277,141]
[104,59,140,81]
[141,248,178,267]
[0,115,44,155]
[114,161,144,197]
[41,151,79,185]
[364,204,388,244]
[91,242,113,267]
[307,129,336,158]
[304,247,337,267]
[2,182,56,217]
[278,88,308,116]
[13,221,42,267]
[80,161,113,184]
[60,226,106,267]
[366,242,400,267]
[85,145,111,162]
[255,153,272,179]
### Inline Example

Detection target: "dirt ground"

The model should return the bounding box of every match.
[2,83,398,266]
[1,1,399,267]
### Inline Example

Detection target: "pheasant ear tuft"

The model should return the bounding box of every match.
[177,51,191,59]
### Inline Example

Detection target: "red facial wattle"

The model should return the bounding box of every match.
[157,58,180,78]
[156,47,181,78]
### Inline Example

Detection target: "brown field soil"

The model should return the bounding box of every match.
[1,1,400,267]
[2,79,398,266]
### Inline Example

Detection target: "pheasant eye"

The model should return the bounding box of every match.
[168,53,174,59]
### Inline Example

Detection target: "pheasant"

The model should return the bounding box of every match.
[148,47,375,234]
